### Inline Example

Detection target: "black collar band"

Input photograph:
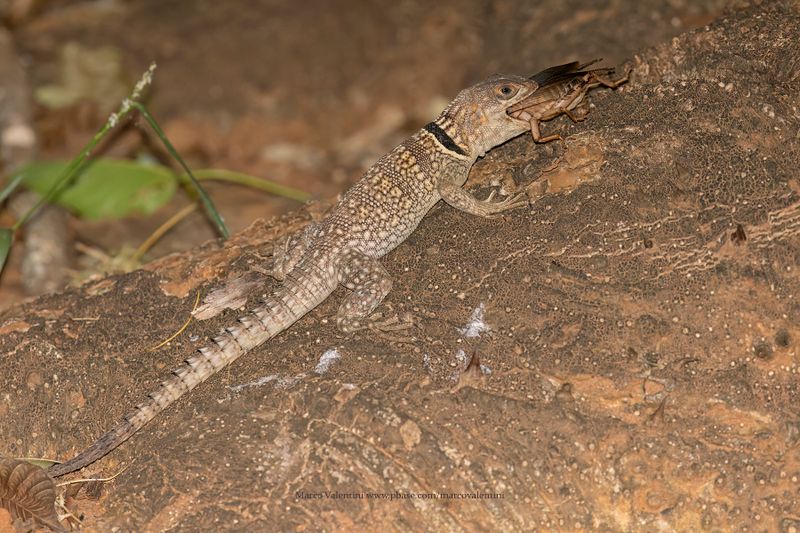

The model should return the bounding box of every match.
[424,122,467,156]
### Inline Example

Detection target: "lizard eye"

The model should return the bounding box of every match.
[497,85,518,99]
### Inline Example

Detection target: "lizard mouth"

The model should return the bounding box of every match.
[506,90,539,122]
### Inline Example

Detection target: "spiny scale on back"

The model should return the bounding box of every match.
[48,71,568,478]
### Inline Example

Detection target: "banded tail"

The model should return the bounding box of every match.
[48,261,335,477]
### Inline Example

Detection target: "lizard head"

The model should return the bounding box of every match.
[436,74,540,158]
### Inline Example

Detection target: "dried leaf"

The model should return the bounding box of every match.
[193,272,266,320]
[0,459,65,532]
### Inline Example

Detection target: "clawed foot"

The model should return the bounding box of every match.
[481,189,530,216]
[362,306,416,342]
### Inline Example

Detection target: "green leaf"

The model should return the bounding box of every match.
[192,168,309,202]
[19,159,177,219]
[0,173,25,203]
[0,228,11,274]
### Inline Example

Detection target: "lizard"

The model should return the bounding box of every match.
[507,59,630,144]
[47,71,556,478]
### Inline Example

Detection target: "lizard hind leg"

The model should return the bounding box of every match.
[335,250,406,334]
[270,225,314,281]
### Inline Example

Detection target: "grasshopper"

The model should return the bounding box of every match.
[507,59,631,144]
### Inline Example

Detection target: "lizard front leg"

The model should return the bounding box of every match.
[438,162,529,218]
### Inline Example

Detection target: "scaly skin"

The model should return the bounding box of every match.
[48,73,542,478]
